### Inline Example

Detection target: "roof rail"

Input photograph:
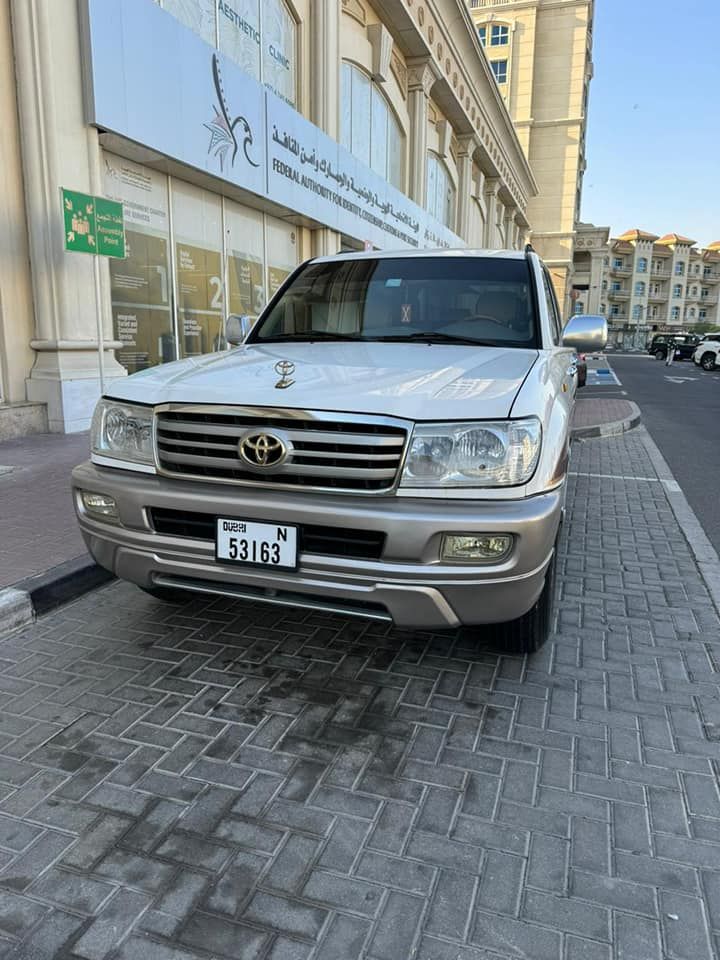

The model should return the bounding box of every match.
[525,243,535,254]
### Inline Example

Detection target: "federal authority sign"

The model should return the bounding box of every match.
[81,0,462,251]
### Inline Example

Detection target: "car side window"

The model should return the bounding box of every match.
[542,269,562,345]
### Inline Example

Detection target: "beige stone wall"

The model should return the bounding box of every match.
[471,0,593,316]
[0,1,34,404]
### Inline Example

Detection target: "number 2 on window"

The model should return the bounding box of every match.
[209,276,224,310]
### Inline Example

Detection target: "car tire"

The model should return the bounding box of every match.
[138,585,189,604]
[487,545,557,655]
[701,352,717,371]
[654,349,665,360]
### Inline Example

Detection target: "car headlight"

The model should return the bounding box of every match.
[400,418,541,488]
[91,399,154,466]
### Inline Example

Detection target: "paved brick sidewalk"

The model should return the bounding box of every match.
[0,428,718,960]
[0,434,89,589]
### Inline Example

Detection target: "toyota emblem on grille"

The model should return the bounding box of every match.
[274,359,295,390]
[238,432,288,469]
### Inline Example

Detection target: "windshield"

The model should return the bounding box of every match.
[251,256,539,349]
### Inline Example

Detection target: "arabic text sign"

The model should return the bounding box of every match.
[84,0,463,251]
[95,197,126,257]
[62,188,125,258]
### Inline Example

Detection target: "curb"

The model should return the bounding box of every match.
[571,401,641,440]
[0,556,114,638]
[637,425,720,616]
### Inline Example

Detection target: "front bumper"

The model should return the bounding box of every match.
[71,461,562,629]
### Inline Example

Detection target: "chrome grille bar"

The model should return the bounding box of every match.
[154,405,411,493]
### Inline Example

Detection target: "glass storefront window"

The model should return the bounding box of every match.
[266,216,298,299]
[161,0,296,107]
[263,0,296,106]
[172,180,224,358]
[225,200,265,321]
[426,152,456,230]
[218,0,261,82]
[103,155,174,375]
[161,0,216,46]
[103,153,299,371]
[341,62,404,190]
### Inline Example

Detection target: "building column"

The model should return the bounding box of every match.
[483,178,501,248]
[309,0,341,253]
[310,0,340,139]
[406,58,441,207]
[312,230,341,258]
[503,206,516,249]
[11,0,125,432]
[456,135,480,243]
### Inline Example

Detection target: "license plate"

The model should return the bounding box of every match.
[216,518,298,570]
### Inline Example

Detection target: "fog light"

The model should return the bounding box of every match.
[81,491,119,520]
[441,533,512,563]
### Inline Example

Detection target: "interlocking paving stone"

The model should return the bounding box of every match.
[0,430,718,958]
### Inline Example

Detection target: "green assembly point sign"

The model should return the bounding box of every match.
[62,188,125,258]
[95,197,125,257]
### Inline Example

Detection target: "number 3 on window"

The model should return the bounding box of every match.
[209,276,224,310]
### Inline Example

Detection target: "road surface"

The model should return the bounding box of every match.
[598,354,720,554]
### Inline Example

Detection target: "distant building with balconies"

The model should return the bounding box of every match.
[572,227,720,349]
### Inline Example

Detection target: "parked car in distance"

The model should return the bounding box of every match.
[693,334,720,371]
[647,333,701,361]
[72,248,607,654]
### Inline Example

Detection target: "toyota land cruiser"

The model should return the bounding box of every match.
[72,248,606,653]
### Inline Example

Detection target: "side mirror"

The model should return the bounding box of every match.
[225,314,254,346]
[562,314,607,353]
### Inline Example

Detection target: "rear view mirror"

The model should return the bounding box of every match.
[225,314,254,345]
[562,315,607,354]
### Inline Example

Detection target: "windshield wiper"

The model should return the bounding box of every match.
[257,331,362,343]
[371,331,500,346]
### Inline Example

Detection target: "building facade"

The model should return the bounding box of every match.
[570,221,609,316]
[572,228,720,349]
[468,0,594,314]
[0,0,547,435]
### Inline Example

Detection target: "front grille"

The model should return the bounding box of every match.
[149,508,386,561]
[155,407,408,492]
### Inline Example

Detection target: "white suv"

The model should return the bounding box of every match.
[693,335,720,371]
[73,249,606,653]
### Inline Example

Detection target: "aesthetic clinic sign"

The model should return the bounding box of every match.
[82,0,462,251]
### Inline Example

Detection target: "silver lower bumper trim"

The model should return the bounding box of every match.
[153,574,393,622]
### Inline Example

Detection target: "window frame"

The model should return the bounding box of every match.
[490,23,509,46]
[490,59,508,84]
[425,151,457,230]
[340,61,405,192]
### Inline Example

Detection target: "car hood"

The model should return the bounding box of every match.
[108,342,538,421]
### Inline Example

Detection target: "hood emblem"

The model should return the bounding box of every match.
[239,431,288,469]
[274,359,295,390]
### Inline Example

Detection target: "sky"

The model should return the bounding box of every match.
[581,0,720,247]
